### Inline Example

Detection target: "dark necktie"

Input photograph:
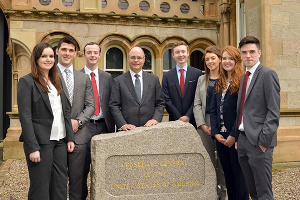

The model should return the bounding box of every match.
[238,71,251,126]
[90,72,100,116]
[179,69,184,97]
[134,74,141,102]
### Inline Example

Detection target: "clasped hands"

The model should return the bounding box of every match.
[214,134,235,148]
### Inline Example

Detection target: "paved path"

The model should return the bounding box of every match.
[0,159,299,199]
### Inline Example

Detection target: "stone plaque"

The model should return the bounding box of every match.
[91,121,217,200]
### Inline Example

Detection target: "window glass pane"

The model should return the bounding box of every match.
[142,48,152,70]
[106,47,124,70]
[39,0,51,6]
[107,71,123,79]
[163,49,176,70]
[190,50,204,71]
[62,0,74,7]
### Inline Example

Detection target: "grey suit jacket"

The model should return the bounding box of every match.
[80,68,115,133]
[236,64,280,148]
[18,74,74,154]
[193,75,207,128]
[110,71,165,129]
[58,67,95,144]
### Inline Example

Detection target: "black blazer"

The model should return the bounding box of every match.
[162,66,202,127]
[210,88,238,138]
[18,74,74,154]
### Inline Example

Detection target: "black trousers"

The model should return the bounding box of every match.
[24,138,68,200]
[216,132,249,200]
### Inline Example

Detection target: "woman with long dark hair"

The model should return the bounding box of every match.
[210,46,249,200]
[18,42,74,199]
[193,46,226,199]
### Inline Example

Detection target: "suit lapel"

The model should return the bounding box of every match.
[124,71,140,104]
[172,68,182,98]
[245,64,262,101]
[98,70,104,104]
[73,70,79,104]
[34,82,53,115]
[57,67,70,103]
[182,66,192,98]
[141,71,149,104]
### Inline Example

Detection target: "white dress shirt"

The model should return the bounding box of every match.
[84,66,103,119]
[48,82,66,141]
[129,69,143,97]
[176,65,188,84]
[239,61,260,131]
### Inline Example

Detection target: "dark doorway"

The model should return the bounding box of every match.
[190,50,204,72]
[0,9,12,140]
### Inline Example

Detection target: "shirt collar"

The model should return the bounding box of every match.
[58,63,74,74]
[247,61,260,75]
[84,66,98,76]
[176,65,188,72]
[129,69,143,78]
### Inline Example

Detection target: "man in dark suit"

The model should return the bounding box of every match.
[110,46,165,131]
[80,42,115,199]
[162,41,202,128]
[236,36,280,200]
[56,36,95,200]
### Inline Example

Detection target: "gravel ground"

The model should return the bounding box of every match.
[0,159,299,199]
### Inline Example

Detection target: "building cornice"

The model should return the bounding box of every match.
[4,9,219,29]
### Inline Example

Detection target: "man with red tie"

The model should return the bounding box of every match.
[162,41,202,128]
[80,42,115,199]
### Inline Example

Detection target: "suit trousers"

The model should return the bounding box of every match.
[237,132,274,200]
[82,121,108,200]
[197,114,227,200]
[24,139,68,200]
[68,143,87,200]
[216,132,249,200]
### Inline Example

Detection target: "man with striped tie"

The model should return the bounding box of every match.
[56,36,94,200]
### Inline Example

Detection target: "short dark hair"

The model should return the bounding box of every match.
[238,36,260,49]
[83,42,101,54]
[57,36,78,51]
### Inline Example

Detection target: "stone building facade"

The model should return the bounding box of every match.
[0,0,299,162]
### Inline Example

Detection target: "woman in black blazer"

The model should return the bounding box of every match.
[210,46,249,200]
[18,42,74,200]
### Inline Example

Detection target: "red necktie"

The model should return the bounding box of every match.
[90,72,100,116]
[179,69,184,97]
[238,71,251,126]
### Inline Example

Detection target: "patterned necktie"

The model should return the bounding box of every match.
[134,74,141,102]
[90,72,100,116]
[179,69,185,97]
[238,71,251,126]
[64,68,74,105]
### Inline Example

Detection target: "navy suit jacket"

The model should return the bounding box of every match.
[162,66,202,128]
[210,88,238,138]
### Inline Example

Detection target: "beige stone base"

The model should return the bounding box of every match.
[274,126,300,163]
[3,127,24,160]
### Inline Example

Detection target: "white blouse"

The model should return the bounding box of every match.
[48,82,66,141]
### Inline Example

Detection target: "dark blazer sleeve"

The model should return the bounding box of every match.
[258,70,280,148]
[151,75,165,122]
[60,86,74,143]
[210,91,219,137]
[162,73,182,120]
[109,78,128,128]
[18,76,40,154]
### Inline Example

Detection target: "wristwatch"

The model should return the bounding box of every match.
[77,120,83,129]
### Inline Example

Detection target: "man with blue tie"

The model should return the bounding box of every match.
[162,41,202,128]
[110,46,165,131]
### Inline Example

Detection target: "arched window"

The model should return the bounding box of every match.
[190,50,204,72]
[141,47,153,73]
[105,46,125,78]
[163,48,176,75]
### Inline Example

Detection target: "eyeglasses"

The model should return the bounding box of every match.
[129,56,144,60]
